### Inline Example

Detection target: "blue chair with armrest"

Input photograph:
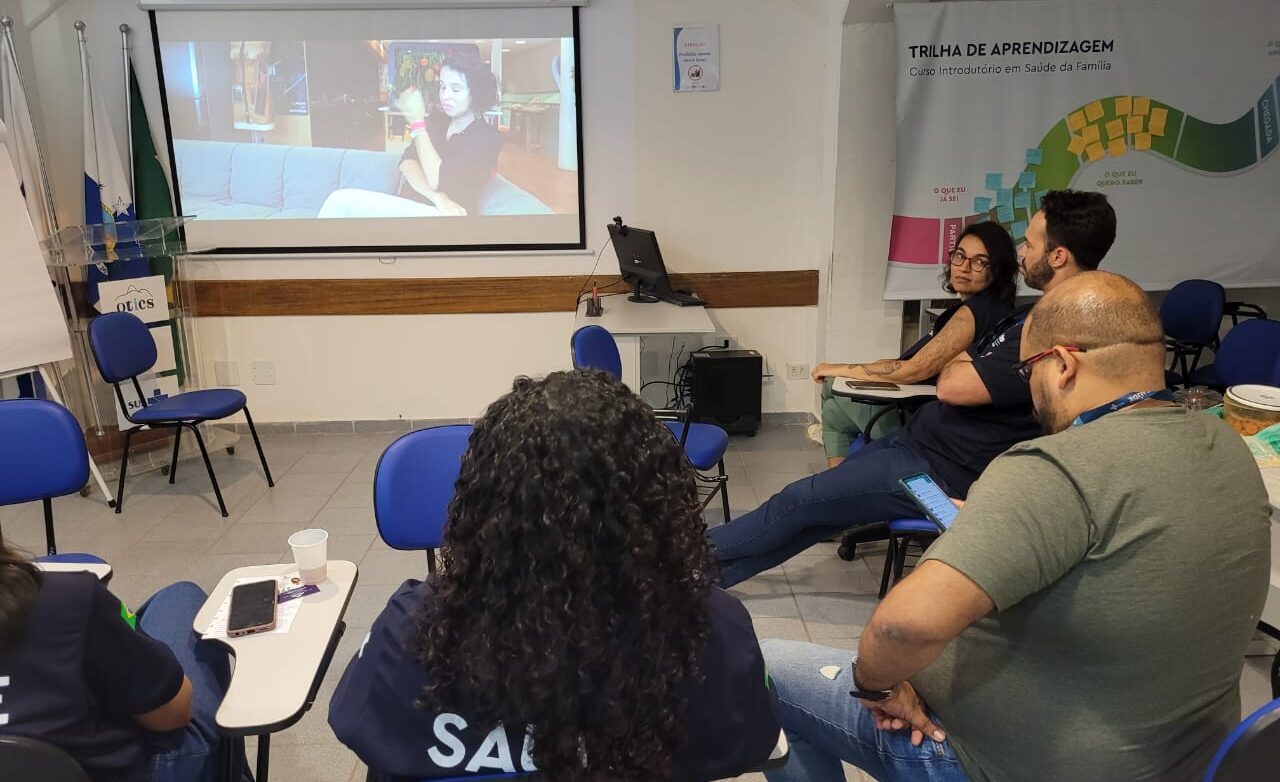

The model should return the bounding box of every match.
[1187,318,1280,389]
[0,735,92,782]
[1160,279,1226,388]
[88,311,274,518]
[373,424,472,576]
[570,325,731,521]
[0,399,107,568]
[1201,696,1280,781]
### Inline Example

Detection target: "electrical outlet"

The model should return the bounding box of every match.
[787,363,809,380]
[213,360,239,387]
[251,360,276,386]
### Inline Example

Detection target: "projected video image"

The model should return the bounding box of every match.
[160,37,578,221]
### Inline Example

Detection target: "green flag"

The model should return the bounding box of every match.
[129,61,185,384]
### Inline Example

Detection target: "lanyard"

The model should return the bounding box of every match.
[1071,389,1175,427]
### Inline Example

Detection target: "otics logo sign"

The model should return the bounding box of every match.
[95,275,170,324]
[114,284,158,315]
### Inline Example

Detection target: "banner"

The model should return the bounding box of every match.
[886,0,1280,300]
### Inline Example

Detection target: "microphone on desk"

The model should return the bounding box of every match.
[585,282,604,317]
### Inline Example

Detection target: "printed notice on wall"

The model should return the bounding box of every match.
[674,25,719,92]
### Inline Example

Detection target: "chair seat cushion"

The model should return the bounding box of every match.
[131,389,247,423]
[664,421,730,470]
[1187,363,1220,388]
[888,518,939,535]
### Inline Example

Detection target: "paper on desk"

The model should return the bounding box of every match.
[202,573,305,639]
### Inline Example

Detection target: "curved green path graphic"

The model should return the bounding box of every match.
[970,77,1279,236]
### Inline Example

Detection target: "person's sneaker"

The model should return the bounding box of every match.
[806,422,823,446]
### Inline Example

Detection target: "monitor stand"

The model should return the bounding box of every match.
[628,290,661,303]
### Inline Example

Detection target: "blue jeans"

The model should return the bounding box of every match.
[709,433,949,586]
[761,640,969,782]
[135,581,249,782]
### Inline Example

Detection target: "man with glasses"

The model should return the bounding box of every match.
[758,271,1269,782]
[711,189,1117,586]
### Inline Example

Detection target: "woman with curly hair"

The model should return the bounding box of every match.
[329,370,781,781]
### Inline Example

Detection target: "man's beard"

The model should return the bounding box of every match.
[1032,390,1069,435]
[1023,251,1054,291]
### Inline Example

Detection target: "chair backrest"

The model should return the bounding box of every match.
[0,735,92,782]
[373,425,473,550]
[1215,318,1280,388]
[1202,697,1280,781]
[570,325,622,379]
[1160,279,1226,346]
[0,400,90,506]
[87,311,157,383]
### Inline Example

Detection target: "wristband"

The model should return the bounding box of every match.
[849,661,894,702]
[408,119,427,133]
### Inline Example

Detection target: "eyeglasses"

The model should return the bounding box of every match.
[949,249,990,272]
[1014,346,1085,382]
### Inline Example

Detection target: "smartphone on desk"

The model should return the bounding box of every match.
[900,473,960,532]
[843,380,899,391]
[227,579,278,637]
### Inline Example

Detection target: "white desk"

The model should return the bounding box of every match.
[34,560,112,581]
[831,379,938,402]
[574,296,715,390]
[195,560,358,782]
[1259,468,1280,635]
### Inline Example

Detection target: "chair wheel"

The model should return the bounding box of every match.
[79,486,91,497]
[837,542,857,561]
[226,445,236,455]
[160,465,170,476]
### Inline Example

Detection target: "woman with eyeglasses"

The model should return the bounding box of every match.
[810,222,1018,467]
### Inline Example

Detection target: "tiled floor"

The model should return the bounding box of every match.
[1,420,1273,782]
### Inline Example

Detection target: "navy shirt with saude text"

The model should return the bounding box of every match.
[329,580,781,781]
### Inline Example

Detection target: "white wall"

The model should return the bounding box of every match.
[4,0,867,422]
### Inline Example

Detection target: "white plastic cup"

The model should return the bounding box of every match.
[288,528,329,584]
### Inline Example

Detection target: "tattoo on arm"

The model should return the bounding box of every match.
[865,361,903,377]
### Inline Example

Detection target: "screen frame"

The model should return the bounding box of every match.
[148,7,587,256]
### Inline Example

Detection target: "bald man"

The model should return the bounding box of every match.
[760,272,1271,782]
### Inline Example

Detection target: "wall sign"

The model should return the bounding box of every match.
[95,275,170,324]
[674,25,719,92]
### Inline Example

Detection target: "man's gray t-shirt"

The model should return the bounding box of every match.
[912,406,1270,782]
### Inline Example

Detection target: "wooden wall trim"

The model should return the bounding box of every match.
[179,270,818,317]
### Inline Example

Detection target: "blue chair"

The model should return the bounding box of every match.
[0,399,98,557]
[877,519,938,598]
[373,425,473,576]
[1160,280,1225,388]
[1188,318,1280,389]
[1202,696,1280,781]
[0,735,91,782]
[570,325,731,520]
[88,311,274,518]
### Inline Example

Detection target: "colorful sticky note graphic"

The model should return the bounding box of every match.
[973,196,992,212]
[1067,111,1087,132]
[1127,115,1144,134]
[1025,148,1043,165]
[1018,171,1036,190]
[1035,190,1049,208]
[985,172,1002,190]
[1149,107,1168,136]
[997,204,1015,223]
[1084,100,1105,121]
[1132,96,1151,115]
[1108,137,1127,157]
[1105,119,1125,139]
[1134,132,1153,151]
[1014,191,1031,209]
[1114,96,1132,115]
[996,188,1013,207]
[1083,124,1101,142]
[1085,142,1105,162]
[1067,135,1088,155]
[1012,220,1028,238]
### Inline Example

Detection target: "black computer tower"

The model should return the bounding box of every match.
[691,350,762,435]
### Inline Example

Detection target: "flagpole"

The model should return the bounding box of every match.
[0,16,108,437]
[119,23,134,199]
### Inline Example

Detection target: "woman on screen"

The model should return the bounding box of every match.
[329,371,781,781]
[318,51,501,219]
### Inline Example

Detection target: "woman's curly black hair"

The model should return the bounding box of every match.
[410,370,718,781]
[940,221,1019,309]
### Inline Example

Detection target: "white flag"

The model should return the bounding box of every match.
[0,36,55,237]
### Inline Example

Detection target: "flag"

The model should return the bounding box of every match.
[0,41,54,238]
[82,41,147,303]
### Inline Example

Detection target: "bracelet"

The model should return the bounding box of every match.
[408,119,427,133]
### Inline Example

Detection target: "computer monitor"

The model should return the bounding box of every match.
[608,220,673,303]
